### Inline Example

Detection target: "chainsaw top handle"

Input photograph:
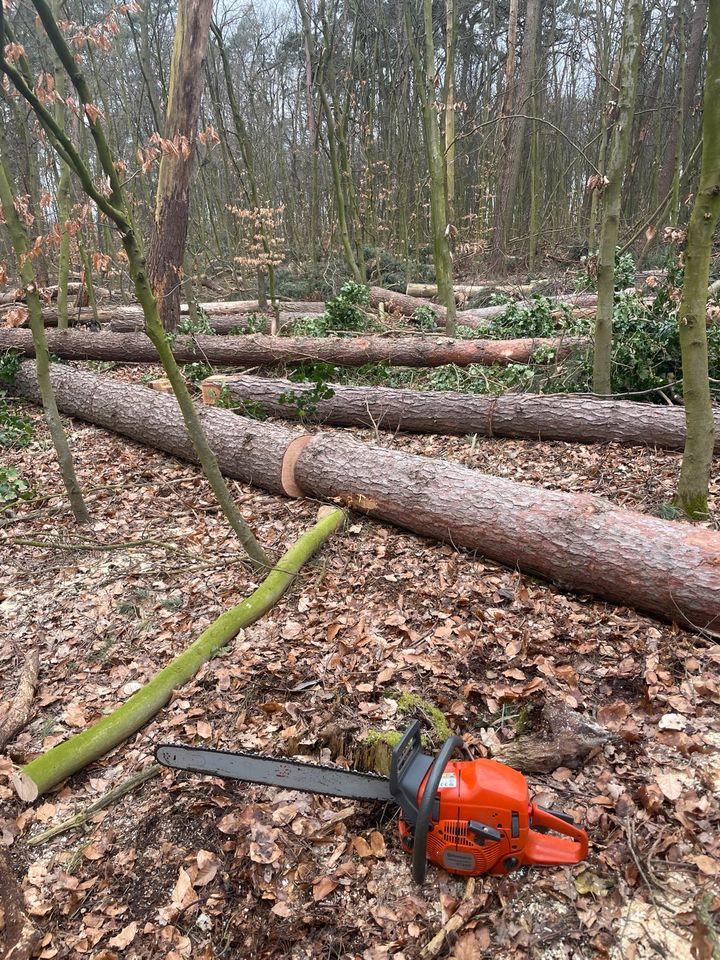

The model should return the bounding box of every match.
[411,733,465,884]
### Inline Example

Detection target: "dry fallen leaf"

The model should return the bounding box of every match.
[312,876,338,902]
[107,921,137,950]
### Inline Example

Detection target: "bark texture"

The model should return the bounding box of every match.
[13,362,304,495]
[14,362,720,634]
[0,328,585,368]
[147,0,214,330]
[207,374,720,453]
[674,0,720,517]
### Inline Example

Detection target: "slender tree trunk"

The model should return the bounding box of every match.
[489,0,542,272]
[147,0,214,331]
[592,0,642,395]
[674,0,720,518]
[405,0,456,335]
[0,134,89,524]
[444,0,457,223]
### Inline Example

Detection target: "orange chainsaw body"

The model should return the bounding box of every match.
[398,756,588,876]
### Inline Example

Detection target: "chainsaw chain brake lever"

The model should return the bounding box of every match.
[411,733,465,884]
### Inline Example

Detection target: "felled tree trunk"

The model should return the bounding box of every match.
[405,281,553,299]
[0,651,40,751]
[16,300,325,328]
[12,507,346,801]
[0,328,585,368]
[202,374,720,454]
[13,362,720,634]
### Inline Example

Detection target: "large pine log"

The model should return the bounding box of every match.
[203,374,720,454]
[13,362,720,633]
[0,328,585,368]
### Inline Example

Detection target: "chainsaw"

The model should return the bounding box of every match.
[156,720,588,883]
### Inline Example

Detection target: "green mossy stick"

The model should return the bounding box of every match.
[13,508,346,802]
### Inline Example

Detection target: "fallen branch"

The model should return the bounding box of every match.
[491,704,611,773]
[28,764,162,845]
[12,506,346,801]
[0,651,40,751]
[0,852,40,960]
[0,327,587,369]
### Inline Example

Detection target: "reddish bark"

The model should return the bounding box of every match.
[0,328,585,368]
[13,361,720,634]
[207,374,720,453]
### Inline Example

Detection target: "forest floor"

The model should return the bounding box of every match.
[0,362,719,960]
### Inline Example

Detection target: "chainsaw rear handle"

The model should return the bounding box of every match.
[524,803,588,866]
[412,733,465,884]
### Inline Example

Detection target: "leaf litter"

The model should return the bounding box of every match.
[0,367,718,959]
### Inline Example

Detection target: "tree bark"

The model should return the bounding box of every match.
[147,0,214,330]
[405,281,554,299]
[489,0,542,272]
[13,362,720,634]
[12,506,346,801]
[0,328,587,368]
[592,0,642,394]
[204,373,720,453]
[674,0,720,518]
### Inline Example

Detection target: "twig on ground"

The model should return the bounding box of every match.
[421,877,479,958]
[28,764,162,846]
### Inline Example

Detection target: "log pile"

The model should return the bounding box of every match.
[200,373,720,454]
[0,328,587,368]
[13,362,720,634]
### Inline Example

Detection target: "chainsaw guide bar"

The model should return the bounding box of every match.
[155,743,394,802]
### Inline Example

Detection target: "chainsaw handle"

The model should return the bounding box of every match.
[524,803,588,866]
[412,734,464,884]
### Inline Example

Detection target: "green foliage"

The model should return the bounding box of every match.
[274,265,337,300]
[411,305,438,331]
[182,361,214,383]
[288,282,374,337]
[0,351,23,385]
[290,313,331,337]
[0,396,33,448]
[0,353,33,449]
[228,312,267,336]
[488,296,585,339]
[280,360,336,417]
[178,307,215,335]
[214,384,267,419]
[324,281,372,332]
[0,466,33,507]
[576,248,636,292]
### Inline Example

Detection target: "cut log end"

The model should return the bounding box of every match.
[281,435,313,497]
[11,770,39,803]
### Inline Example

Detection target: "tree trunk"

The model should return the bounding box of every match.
[12,506,346,802]
[592,0,642,394]
[0,328,587,368]
[14,362,720,634]
[405,281,554,299]
[203,373,720,453]
[0,129,90,524]
[674,0,720,518]
[489,0,542,272]
[147,0,214,331]
[404,0,456,335]
[657,0,709,211]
